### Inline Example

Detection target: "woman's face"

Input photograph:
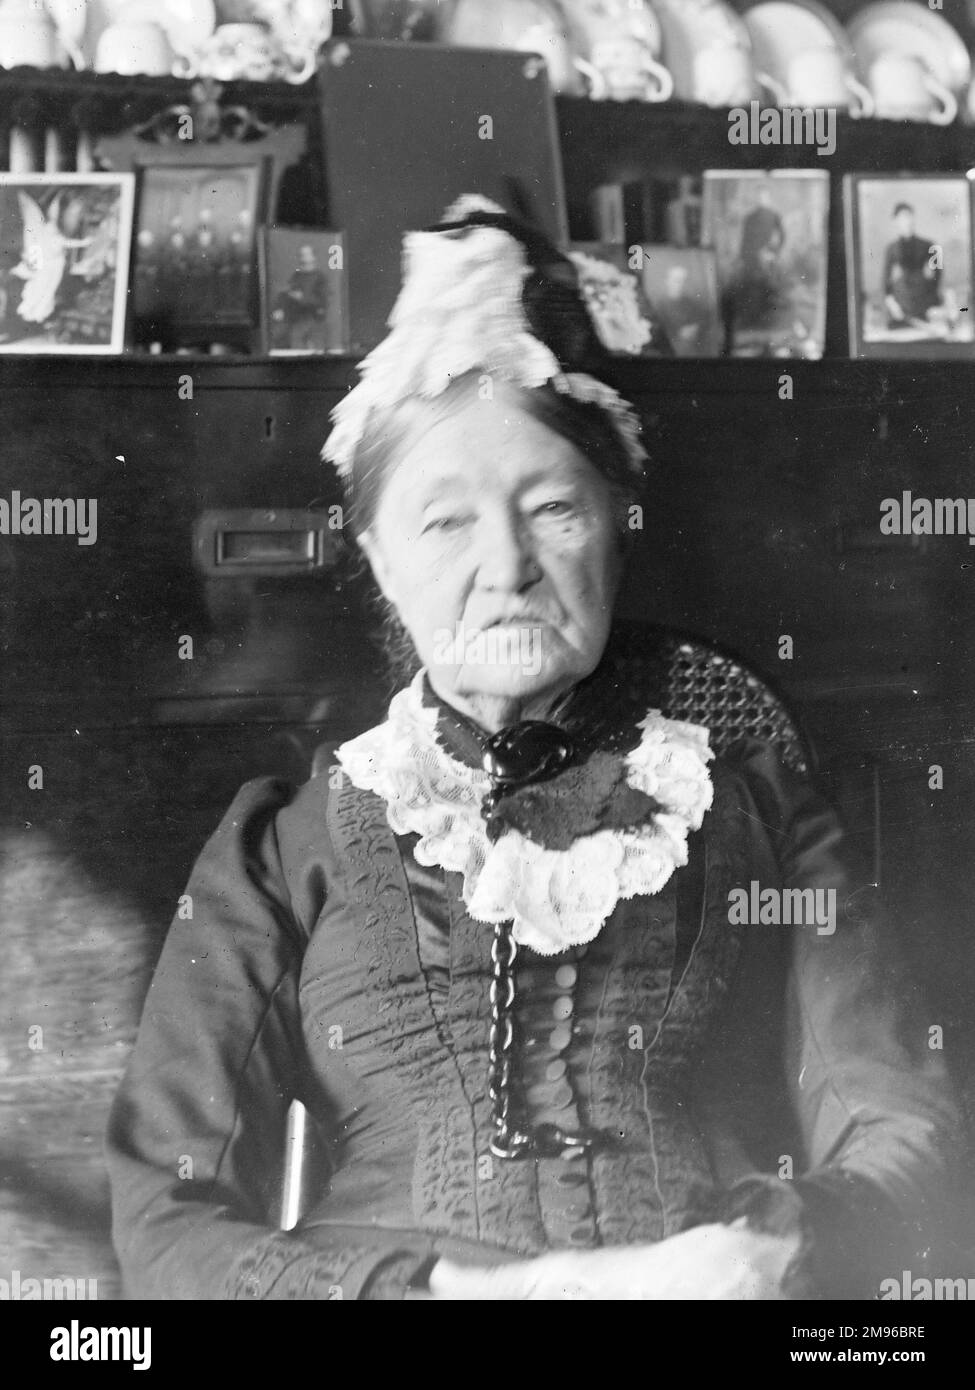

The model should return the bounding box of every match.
[359,383,623,720]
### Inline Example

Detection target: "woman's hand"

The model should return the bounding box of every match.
[427,1218,801,1300]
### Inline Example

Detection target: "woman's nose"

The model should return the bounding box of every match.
[475,511,541,592]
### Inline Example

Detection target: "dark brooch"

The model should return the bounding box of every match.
[481,723,661,849]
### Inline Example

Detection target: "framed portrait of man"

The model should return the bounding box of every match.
[702,169,830,360]
[259,227,349,356]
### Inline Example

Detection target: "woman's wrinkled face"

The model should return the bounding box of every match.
[359,383,623,716]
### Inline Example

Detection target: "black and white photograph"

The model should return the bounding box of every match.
[702,169,830,359]
[567,241,672,355]
[639,245,724,358]
[260,227,349,355]
[0,174,134,354]
[845,174,975,358]
[132,162,265,342]
[2,2,975,1348]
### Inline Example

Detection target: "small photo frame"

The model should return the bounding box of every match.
[702,170,830,359]
[0,173,135,354]
[638,246,723,358]
[844,175,975,359]
[568,242,673,356]
[259,227,349,356]
[132,161,268,349]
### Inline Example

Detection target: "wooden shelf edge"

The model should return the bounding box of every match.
[1,353,974,405]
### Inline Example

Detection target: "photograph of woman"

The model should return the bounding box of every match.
[105,197,960,1302]
[848,176,974,352]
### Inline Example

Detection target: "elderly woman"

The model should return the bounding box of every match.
[106,198,959,1300]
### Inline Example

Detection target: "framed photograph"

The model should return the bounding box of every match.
[259,228,349,356]
[844,175,975,359]
[702,170,830,359]
[132,161,269,349]
[0,173,134,354]
[639,246,723,358]
[568,242,673,356]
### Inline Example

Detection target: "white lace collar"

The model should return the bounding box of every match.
[336,673,714,956]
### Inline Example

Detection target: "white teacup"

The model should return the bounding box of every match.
[690,44,755,107]
[867,52,957,125]
[0,0,64,69]
[757,47,874,117]
[174,22,316,84]
[95,19,173,76]
[587,35,673,103]
[515,20,607,97]
[566,0,671,94]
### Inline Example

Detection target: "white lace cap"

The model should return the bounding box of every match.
[321,194,647,481]
[335,673,714,957]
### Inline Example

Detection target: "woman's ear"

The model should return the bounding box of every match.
[357,528,395,605]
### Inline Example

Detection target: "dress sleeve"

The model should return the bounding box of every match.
[105,776,437,1300]
[694,739,963,1298]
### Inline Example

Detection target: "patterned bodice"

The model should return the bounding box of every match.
[296,760,751,1256]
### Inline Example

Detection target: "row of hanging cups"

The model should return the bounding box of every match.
[0,0,962,120]
[100,21,317,84]
[442,0,963,122]
[532,32,958,124]
[444,0,673,104]
[753,47,957,126]
[0,5,316,84]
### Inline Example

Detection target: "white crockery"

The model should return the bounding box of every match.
[745,1,870,112]
[848,1,971,98]
[0,0,65,69]
[94,18,174,76]
[173,21,316,83]
[442,0,606,98]
[867,50,958,125]
[587,34,673,101]
[653,0,755,105]
[756,45,874,115]
[691,43,756,107]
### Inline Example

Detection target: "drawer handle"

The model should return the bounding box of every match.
[193,509,343,576]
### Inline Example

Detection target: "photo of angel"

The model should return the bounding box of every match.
[702,171,829,360]
[0,174,135,354]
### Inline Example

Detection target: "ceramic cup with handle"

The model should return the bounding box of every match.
[867,52,957,125]
[94,19,174,76]
[586,34,673,101]
[690,43,755,107]
[173,22,317,84]
[756,46,874,117]
[517,20,608,96]
[441,0,608,98]
[0,0,65,69]
[564,0,673,102]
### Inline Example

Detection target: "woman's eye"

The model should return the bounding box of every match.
[534,499,576,518]
[422,514,466,535]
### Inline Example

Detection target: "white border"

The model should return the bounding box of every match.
[0,172,136,355]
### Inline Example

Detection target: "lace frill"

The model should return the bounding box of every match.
[320,194,647,481]
[336,674,714,956]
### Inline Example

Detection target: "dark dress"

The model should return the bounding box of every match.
[105,650,960,1300]
[883,234,942,324]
